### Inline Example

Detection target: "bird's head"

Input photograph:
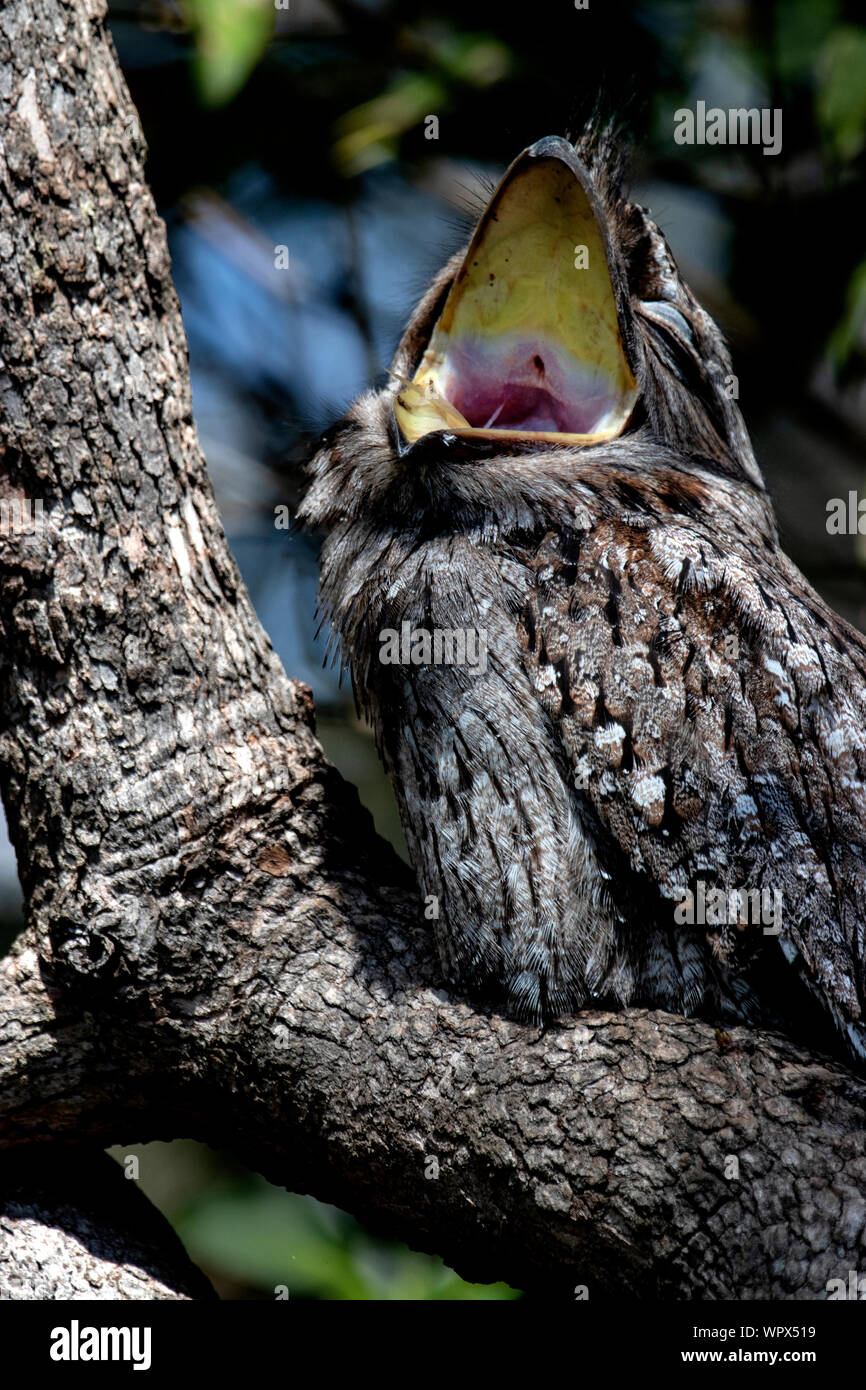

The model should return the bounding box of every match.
[303,129,773,537]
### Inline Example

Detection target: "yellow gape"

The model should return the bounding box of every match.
[395,140,638,448]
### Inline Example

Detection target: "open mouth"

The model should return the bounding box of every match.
[394,136,639,449]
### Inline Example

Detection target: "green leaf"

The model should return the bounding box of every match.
[816,25,866,159]
[181,0,274,108]
[333,26,512,175]
[334,73,446,175]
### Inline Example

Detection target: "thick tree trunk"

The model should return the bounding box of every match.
[0,0,864,1300]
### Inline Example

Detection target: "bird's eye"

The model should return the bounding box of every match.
[639,300,695,345]
[393,136,639,452]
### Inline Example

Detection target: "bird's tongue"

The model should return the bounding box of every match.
[394,136,638,447]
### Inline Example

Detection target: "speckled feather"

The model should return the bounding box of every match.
[301,127,866,1061]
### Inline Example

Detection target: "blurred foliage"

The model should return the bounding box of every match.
[816,24,866,160]
[179,1186,516,1299]
[181,0,274,106]
[828,258,866,372]
[334,27,511,175]
[109,1143,518,1299]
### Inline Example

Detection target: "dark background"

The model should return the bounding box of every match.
[2,0,865,1297]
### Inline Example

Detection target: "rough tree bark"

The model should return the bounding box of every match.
[0,1150,214,1300]
[0,0,864,1302]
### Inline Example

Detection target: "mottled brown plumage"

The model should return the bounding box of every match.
[301,129,866,1062]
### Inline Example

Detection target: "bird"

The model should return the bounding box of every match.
[300,128,866,1064]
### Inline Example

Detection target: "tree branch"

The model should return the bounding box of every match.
[0,0,864,1300]
[0,1149,215,1300]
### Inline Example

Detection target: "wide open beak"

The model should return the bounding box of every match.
[394,136,639,449]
